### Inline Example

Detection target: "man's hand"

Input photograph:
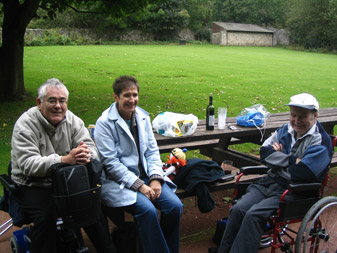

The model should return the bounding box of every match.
[272,142,283,152]
[61,141,91,165]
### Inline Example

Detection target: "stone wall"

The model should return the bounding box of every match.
[117,30,154,41]
[0,28,195,43]
[1,27,287,45]
[268,28,290,46]
[228,31,273,46]
[211,32,221,44]
[177,28,195,40]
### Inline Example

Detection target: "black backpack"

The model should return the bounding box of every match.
[49,159,104,228]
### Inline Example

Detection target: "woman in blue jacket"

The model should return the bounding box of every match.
[95,75,183,253]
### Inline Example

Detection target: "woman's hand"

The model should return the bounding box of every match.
[139,184,156,201]
[149,179,162,199]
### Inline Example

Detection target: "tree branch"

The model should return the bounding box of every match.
[62,1,102,14]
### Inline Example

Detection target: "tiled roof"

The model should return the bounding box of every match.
[214,22,273,33]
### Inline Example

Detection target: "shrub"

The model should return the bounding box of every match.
[24,29,95,46]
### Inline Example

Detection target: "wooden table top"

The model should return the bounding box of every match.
[155,107,337,150]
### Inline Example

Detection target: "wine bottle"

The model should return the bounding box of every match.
[206,93,215,130]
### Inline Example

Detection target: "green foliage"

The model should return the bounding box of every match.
[182,0,212,41]
[37,0,160,20]
[0,3,3,26]
[25,0,289,43]
[24,29,94,46]
[287,0,337,50]
[123,0,190,40]
[212,0,288,27]
[147,1,190,40]
[29,5,120,32]
[194,28,211,42]
[28,0,190,41]
[5,0,337,51]
[184,0,212,33]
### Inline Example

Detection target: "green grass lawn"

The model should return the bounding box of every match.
[1,44,337,179]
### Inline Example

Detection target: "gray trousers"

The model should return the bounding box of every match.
[218,176,298,253]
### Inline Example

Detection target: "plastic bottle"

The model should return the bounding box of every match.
[206,93,215,130]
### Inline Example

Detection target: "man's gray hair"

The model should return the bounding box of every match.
[38,78,69,100]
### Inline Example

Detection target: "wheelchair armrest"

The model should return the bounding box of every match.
[239,166,269,175]
[287,183,322,192]
[0,174,17,192]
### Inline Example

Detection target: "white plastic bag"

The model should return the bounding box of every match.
[152,112,198,137]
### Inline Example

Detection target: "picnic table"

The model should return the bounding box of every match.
[155,108,337,198]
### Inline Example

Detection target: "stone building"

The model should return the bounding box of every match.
[211,22,274,46]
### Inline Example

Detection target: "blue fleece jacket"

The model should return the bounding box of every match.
[260,121,333,183]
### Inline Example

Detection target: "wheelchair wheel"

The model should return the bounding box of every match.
[260,236,273,248]
[295,196,337,253]
[10,236,19,253]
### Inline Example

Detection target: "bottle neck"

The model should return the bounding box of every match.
[209,96,213,105]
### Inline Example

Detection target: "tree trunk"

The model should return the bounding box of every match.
[0,0,39,102]
[0,27,25,101]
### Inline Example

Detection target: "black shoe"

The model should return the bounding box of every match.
[208,247,218,253]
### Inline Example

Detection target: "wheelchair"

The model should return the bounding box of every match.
[295,195,337,252]
[231,136,337,253]
[0,163,90,253]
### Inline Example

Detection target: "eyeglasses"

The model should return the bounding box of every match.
[46,98,67,106]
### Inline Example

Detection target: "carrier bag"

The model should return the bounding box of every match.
[236,104,270,127]
[49,159,103,228]
[152,111,198,137]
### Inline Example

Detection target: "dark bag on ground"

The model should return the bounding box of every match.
[212,217,228,245]
[111,221,139,253]
[50,159,103,228]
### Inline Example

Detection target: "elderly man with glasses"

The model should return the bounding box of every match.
[10,78,116,253]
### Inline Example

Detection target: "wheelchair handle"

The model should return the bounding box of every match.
[288,183,322,192]
[239,166,269,175]
[0,174,17,192]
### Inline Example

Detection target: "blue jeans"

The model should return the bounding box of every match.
[125,181,183,253]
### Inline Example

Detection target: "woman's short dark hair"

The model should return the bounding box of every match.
[113,76,139,96]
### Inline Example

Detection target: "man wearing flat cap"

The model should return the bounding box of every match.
[217,93,333,253]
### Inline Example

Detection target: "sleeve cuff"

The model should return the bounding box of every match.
[149,174,165,184]
[131,178,144,191]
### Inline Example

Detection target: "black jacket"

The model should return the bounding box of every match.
[173,158,224,213]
